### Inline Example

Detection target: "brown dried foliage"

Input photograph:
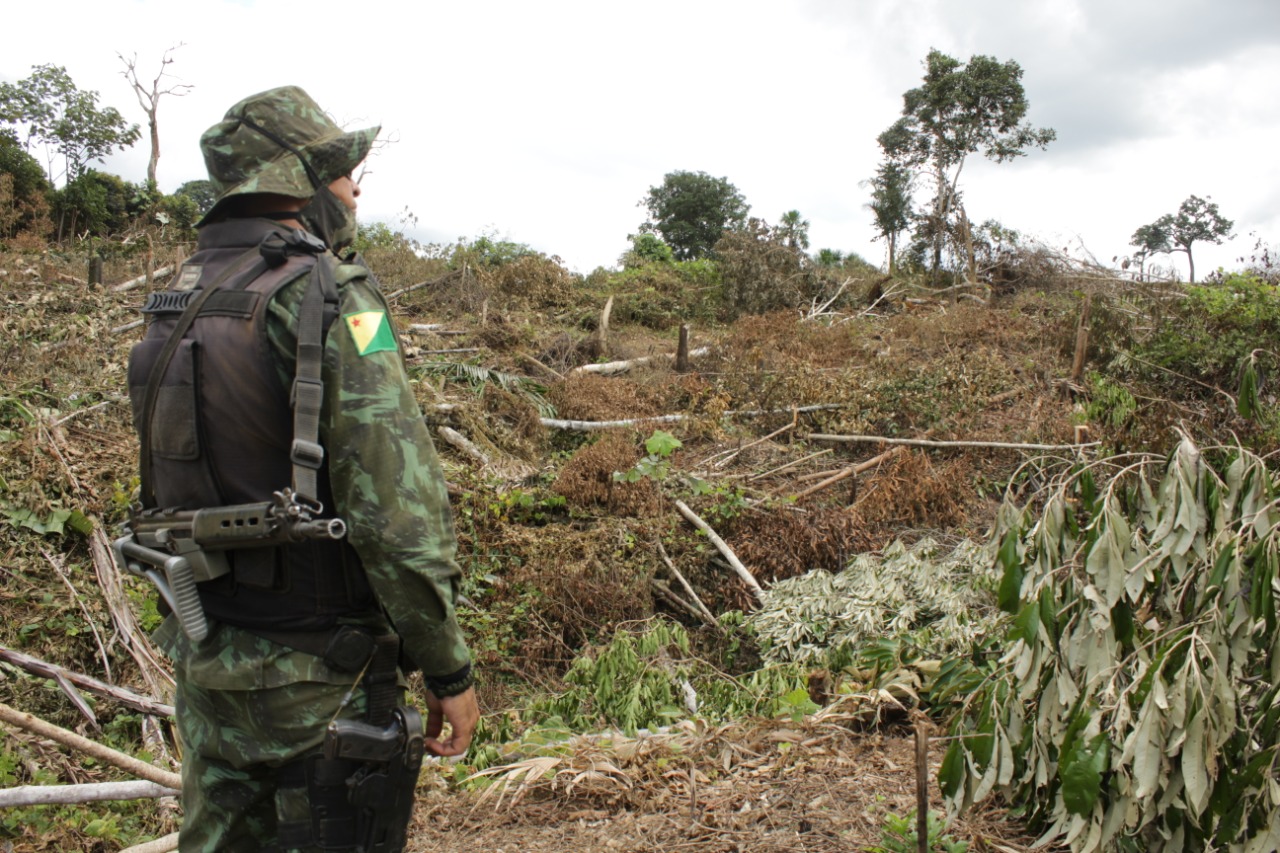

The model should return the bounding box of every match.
[547,374,665,422]
[853,449,969,531]
[552,432,663,518]
[730,506,875,585]
[495,523,655,671]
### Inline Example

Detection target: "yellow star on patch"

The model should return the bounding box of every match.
[344,310,397,356]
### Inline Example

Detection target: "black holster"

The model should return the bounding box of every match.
[277,706,425,852]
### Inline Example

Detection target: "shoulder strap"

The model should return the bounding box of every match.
[138,246,266,507]
[289,256,339,504]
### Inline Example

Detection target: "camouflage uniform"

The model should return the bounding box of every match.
[138,88,471,852]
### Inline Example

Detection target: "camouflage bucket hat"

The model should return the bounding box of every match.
[198,85,379,223]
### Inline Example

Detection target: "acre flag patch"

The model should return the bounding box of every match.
[344,311,397,356]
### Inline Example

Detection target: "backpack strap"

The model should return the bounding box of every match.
[290,256,340,505]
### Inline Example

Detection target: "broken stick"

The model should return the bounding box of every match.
[674,500,764,603]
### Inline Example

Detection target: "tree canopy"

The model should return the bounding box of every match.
[866,161,914,275]
[879,49,1055,278]
[0,64,140,187]
[640,171,749,261]
[1130,195,1234,283]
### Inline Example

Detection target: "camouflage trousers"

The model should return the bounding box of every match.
[174,675,367,852]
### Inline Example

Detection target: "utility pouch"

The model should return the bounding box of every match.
[323,626,378,674]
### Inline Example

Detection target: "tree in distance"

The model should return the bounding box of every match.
[1130,195,1234,284]
[879,49,1055,280]
[639,170,749,261]
[174,179,218,217]
[119,44,193,188]
[866,160,914,276]
[0,64,140,187]
[777,209,810,253]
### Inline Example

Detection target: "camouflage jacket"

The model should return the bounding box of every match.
[155,218,470,691]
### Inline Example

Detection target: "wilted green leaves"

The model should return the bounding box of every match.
[944,438,1280,851]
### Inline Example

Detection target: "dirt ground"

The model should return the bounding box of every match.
[407,721,1035,853]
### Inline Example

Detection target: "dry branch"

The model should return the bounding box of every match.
[0,646,175,717]
[674,500,764,603]
[746,448,833,482]
[540,414,687,431]
[517,352,565,380]
[791,447,904,501]
[650,579,707,625]
[570,347,710,376]
[112,318,145,335]
[0,780,179,807]
[709,416,795,470]
[111,265,175,292]
[384,269,463,301]
[0,701,182,790]
[656,540,720,631]
[542,404,849,432]
[805,433,1099,452]
[120,832,181,853]
[437,426,490,465]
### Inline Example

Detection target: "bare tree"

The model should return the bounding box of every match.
[118,44,193,188]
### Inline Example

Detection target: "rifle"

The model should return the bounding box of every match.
[112,489,346,642]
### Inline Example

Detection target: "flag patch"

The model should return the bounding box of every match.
[344,311,397,356]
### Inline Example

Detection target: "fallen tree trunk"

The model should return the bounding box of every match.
[542,404,849,432]
[570,347,710,376]
[805,433,1098,452]
[0,701,182,790]
[0,780,180,808]
[111,265,176,293]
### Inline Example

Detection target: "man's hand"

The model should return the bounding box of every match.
[423,687,479,757]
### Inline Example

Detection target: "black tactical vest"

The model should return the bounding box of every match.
[127,218,376,632]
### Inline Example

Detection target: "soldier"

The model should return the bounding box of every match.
[126,86,477,851]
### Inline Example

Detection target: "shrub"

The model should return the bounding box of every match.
[1136,272,1280,386]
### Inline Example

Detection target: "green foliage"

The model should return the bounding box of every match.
[526,619,812,737]
[452,230,537,268]
[688,478,748,524]
[51,169,140,239]
[867,160,914,273]
[944,440,1280,851]
[486,487,567,526]
[602,257,723,330]
[2,503,92,535]
[777,209,810,252]
[1085,373,1137,433]
[613,430,682,484]
[0,64,140,186]
[1131,195,1233,283]
[639,170,750,261]
[870,810,969,853]
[1133,272,1280,387]
[414,361,552,416]
[0,129,51,240]
[353,221,408,253]
[620,232,675,268]
[174,178,217,216]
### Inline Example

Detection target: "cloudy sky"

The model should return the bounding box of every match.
[4,0,1278,276]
